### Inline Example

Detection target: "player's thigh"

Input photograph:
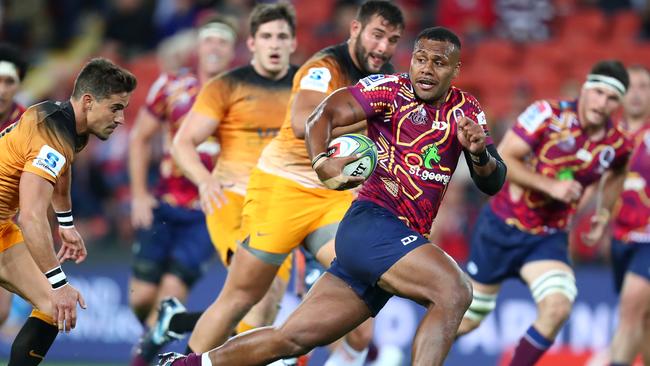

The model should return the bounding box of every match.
[169,212,216,288]
[378,243,470,307]
[0,243,51,314]
[128,277,159,306]
[618,272,650,323]
[205,191,243,266]
[279,273,372,348]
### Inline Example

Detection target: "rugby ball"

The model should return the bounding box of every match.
[327,134,378,180]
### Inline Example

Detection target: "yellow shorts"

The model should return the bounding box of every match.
[242,168,353,258]
[0,221,23,252]
[206,190,292,282]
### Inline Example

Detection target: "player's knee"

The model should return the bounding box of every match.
[345,321,373,349]
[462,289,497,327]
[538,293,573,326]
[617,295,648,326]
[276,328,314,357]
[439,271,473,312]
[530,270,576,326]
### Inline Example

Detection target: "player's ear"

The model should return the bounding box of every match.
[452,61,461,79]
[246,35,255,53]
[82,94,94,112]
[350,19,362,39]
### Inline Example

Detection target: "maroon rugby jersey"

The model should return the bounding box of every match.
[612,120,650,243]
[491,100,631,234]
[0,102,25,132]
[349,73,492,237]
[145,69,218,208]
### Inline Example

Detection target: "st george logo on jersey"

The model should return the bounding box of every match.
[409,106,428,125]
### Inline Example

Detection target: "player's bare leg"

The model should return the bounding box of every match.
[0,243,59,365]
[238,275,287,333]
[129,278,159,323]
[610,272,650,364]
[507,260,575,366]
[377,243,472,366]
[187,247,282,352]
[457,281,501,336]
[642,312,650,364]
[202,273,372,366]
[316,239,373,365]
[0,287,14,326]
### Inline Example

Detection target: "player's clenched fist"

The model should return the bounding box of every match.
[51,284,86,333]
[456,116,486,154]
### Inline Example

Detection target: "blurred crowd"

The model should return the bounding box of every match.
[2,0,649,264]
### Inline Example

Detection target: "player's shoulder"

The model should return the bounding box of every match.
[357,73,404,90]
[516,99,564,133]
[33,101,87,153]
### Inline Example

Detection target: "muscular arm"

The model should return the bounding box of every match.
[498,130,555,194]
[305,88,367,160]
[51,168,71,212]
[18,172,59,272]
[599,163,628,214]
[129,109,161,197]
[291,89,366,139]
[171,111,218,186]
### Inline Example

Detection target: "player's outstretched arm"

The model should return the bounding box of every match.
[291,89,329,139]
[583,162,628,245]
[499,130,583,203]
[51,168,86,263]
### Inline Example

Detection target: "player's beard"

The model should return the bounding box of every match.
[354,34,385,74]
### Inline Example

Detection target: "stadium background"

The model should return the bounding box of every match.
[0,0,649,364]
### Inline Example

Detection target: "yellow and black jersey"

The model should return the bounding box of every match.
[0,101,87,221]
[190,64,298,195]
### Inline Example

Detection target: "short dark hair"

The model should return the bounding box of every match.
[590,60,629,91]
[415,27,462,50]
[249,2,296,37]
[357,0,404,29]
[0,43,27,81]
[72,58,137,101]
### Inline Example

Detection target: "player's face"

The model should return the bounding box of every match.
[409,39,460,103]
[248,19,296,77]
[351,15,402,73]
[198,34,235,78]
[87,92,131,140]
[580,86,621,127]
[0,75,19,115]
[623,69,650,119]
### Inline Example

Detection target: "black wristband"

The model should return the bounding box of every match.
[55,210,74,228]
[45,266,68,290]
[470,149,491,167]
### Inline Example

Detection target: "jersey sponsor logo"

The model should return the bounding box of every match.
[359,74,398,89]
[401,235,418,246]
[299,67,332,93]
[408,165,451,185]
[422,145,441,169]
[518,101,552,134]
[32,145,66,178]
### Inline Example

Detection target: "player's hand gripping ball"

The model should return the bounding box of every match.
[315,134,378,190]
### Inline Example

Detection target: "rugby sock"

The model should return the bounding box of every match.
[169,311,202,334]
[324,340,369,366]
[9,315,58,366]
[509,326,553,366]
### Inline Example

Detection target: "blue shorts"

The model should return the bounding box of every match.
[467,205,570,285]
[610,239,650,293]
[328,200,429,316]
[132,203,215,287]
